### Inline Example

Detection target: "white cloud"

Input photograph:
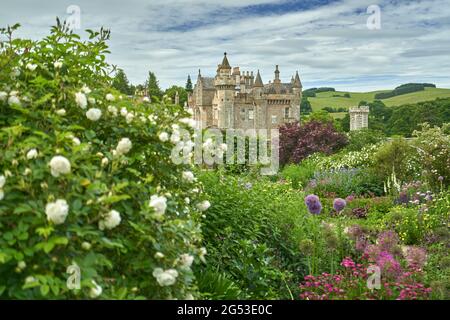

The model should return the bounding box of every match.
[1,0,449,91]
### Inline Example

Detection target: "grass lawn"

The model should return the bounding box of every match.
[309,87,450,111]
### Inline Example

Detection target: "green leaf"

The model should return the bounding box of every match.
[40,284,50,296]
[101,194,130,204]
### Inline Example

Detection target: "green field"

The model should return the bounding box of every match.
[309,87,450,111]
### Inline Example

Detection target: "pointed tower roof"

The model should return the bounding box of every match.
[254,70,264,87]
[219,52,231,70]
[293,71,302,88]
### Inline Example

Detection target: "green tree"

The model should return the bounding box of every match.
[147,71,162,100]
[164,85,188,106]
[185,75,193,93]
[112,68,133,95]
[300,96,312,114]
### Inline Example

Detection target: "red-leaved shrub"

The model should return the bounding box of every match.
[279,121,348,165]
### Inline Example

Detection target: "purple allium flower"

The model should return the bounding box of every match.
[438,176,444,182]
[345,194,355,203]
[404,246,427,270]
[308,179,318,188]
[377,230,399,254]
[364,244,380,262]
[333,198,346,212]
[304,194,322,215]
[355,237,368,252]
[346,224,364,238]
[376,251,402,278]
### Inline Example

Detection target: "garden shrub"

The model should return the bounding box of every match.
[280,158,315,189]
[345,129,385,152]
[412,123,450,189]
[372,138,420,182]
[0,23,207,299]
[305,168,383,198]
[279,120,348,165]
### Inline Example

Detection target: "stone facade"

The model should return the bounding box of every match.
[188,53,302,131]
[349,106,370,131]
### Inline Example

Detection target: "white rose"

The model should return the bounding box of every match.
[82,242,92,250]
[179,117,196,128]
[120,107,128,117]
[126,112,134,124]
[153,268,178,287]
[143,96,150,103]
[115,138,132,155]
[49,155,71,177]
[72,137,81,145]
[8,95,21,106]
[149,195,167,216]
[107,105,117,115]
[170,132,180,144]
[26,63,37,71]
[75,92,87,109]
[45,199,69,225]
[159,132,169,142]
[101,157,109,167]
[25,276,37,284]
[196,200,210,212]
[26,149,38,160]
[199,247,207,263]
[0,91,7,102]
[154,252,165,259]
[54,61,63,69]
[89,280,102,298]
[17,261,26,270]
[106,93,115,101]
[182,171,196,183]
[179,254,194,268]
[86,108,102,121]
[81,85,91,94]
[99,210,121,230]
[56,108,66,116]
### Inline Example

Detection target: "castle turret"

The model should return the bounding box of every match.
[214,52,236,128]
[293,71,302,89]
[274,65,281,84]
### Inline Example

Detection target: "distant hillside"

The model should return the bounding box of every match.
[308,87,450,111]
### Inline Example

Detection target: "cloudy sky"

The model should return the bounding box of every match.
[2,0,450,91]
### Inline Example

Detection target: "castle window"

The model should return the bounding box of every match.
[248,109,254,120]
[284,107,290,119]
[271,115,277,124]
[241,108,246,120]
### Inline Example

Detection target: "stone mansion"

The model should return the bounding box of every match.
[187,53,302,131]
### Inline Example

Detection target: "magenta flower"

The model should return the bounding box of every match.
[376,251,402,278]
[304,194,322,215]
[333,198,346,212]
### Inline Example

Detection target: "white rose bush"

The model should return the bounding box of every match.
[0,22,209,299]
